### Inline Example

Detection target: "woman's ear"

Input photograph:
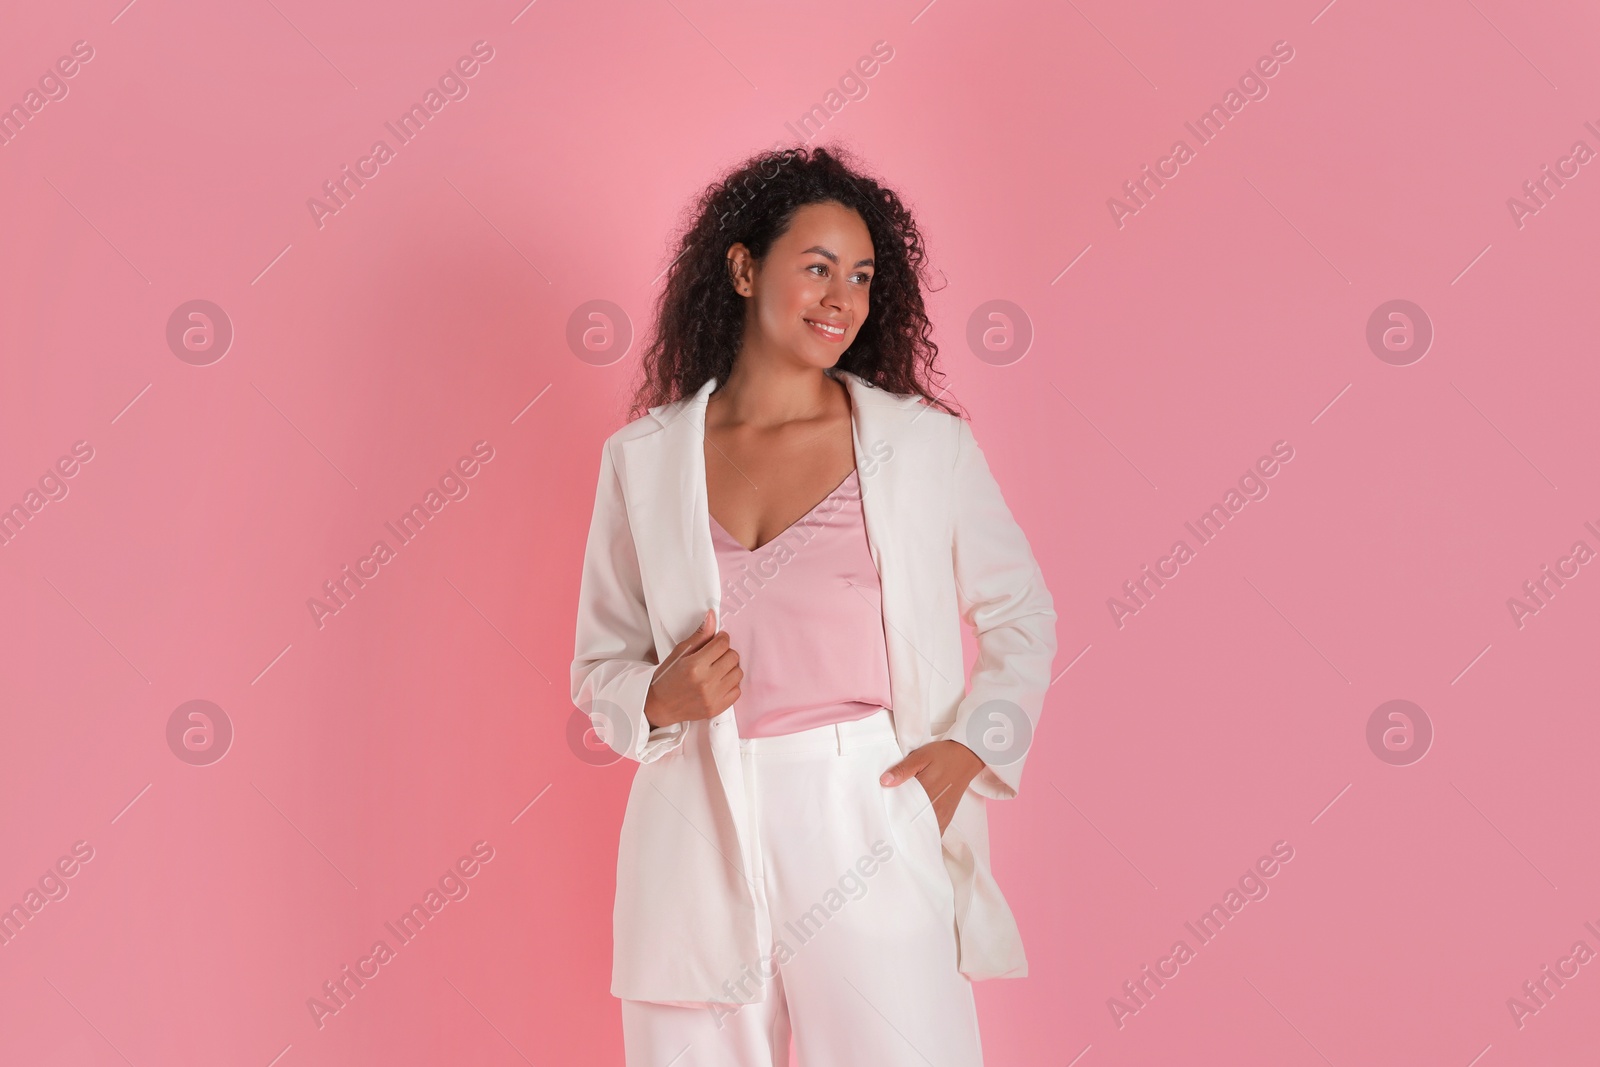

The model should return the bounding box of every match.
[727,245,754,296]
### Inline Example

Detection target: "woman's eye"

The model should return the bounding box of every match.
[810,264,870,284]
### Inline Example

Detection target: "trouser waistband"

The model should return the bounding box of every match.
[737,706,896,755]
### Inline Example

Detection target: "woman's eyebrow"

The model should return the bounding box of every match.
[803,245,875,268]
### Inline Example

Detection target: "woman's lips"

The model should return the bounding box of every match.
[805,318,848,343]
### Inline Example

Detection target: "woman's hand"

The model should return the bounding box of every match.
[880,739,987,836]
[643,609,742,729]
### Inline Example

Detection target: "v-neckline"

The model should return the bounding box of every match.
[708,468,857,554]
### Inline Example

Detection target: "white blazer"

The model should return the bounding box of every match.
[571,368,1058,1004]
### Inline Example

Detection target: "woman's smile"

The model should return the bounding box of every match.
[805,317,849,343]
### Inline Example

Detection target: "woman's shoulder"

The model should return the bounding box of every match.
[600,396,691,451]
[840,369,962,426]
[863,377,970,448]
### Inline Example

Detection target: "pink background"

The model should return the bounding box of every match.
[3,0,1599,1063]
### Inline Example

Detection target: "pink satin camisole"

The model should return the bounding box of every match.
[708,468,894,739]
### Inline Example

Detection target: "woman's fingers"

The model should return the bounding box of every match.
[884,743,978,835]
[879,753,921,786]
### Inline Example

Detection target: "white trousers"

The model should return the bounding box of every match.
[619,707,985,1067]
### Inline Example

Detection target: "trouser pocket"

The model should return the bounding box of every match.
[875,742,946,869]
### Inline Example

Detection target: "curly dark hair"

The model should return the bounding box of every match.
[625,142,966,423]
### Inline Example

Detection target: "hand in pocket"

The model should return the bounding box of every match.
[879,739,987,836]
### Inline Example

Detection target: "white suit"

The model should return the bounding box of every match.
[571,368,1059,1005]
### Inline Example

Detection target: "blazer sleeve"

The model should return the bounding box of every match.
[570,435,691,764]
[934,417,1058,801]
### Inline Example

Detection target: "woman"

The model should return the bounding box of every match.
[571,144,1057,1067]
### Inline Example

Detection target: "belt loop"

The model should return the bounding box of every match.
[835,722,844,756]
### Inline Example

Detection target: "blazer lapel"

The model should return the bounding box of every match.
[620,376,721,646]
[838,370,937,750]
[619,376,764,887]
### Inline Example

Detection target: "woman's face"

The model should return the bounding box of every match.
[731,200,875,370]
